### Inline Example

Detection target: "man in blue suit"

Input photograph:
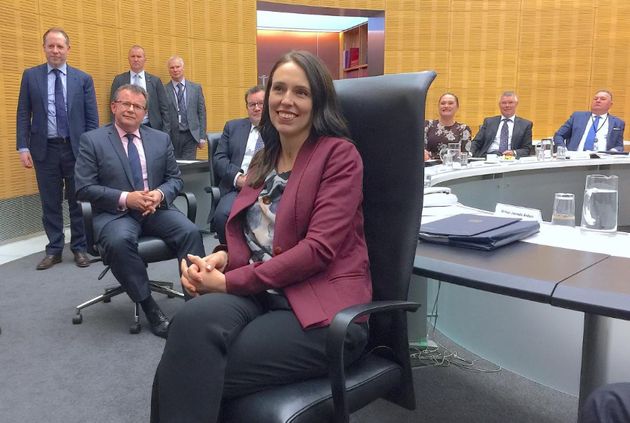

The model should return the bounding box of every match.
[75,84,205,338]
[16,27,99,270]
[212,85,265,244]
[553,90,625,152]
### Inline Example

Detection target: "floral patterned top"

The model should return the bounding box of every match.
[243,169,291,263]
[424,120,473,159]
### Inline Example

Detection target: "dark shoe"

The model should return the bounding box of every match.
[73,251,91,268]
[36,254,62,270]
[144,304,170,339]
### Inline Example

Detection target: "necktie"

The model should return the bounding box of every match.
[254,132,264,153]
[132,73,140,86]
[584,116,600,151]
[498,118,509,153]
[176,82,188,129]
[53,69,69,138]
[126,134,144,190]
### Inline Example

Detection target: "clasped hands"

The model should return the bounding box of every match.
[126,189,162,216]
[180,251,228,297]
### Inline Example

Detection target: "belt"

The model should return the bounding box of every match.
[48,137,70,144]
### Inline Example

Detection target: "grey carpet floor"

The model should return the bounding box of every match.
[0,235,577,422]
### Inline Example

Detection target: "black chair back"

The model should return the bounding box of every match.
[206,131,222,186]
[334,71,435,406]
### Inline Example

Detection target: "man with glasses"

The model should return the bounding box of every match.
[110,45,170,133]
[75,84,205,338]
[212,85,265,243]
[16,27,99,270]
[164,55,207,159]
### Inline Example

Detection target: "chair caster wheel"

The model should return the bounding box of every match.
[129,323,141,334]
[73,314,83,324]
[103,297,112,303]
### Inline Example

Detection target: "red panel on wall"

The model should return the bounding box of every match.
[257,30,340,85]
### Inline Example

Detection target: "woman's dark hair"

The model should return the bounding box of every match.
[248,50,351,187]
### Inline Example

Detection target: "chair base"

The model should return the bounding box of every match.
[72,280,184,333]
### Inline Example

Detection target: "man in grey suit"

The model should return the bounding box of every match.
[471,91,533,158]
[212,85,265,244]
[75,84,205,338]
[164,55,207,159]
[16,27,99,270]
[109,45,170,133]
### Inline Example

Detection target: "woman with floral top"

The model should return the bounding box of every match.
[423,93,472,161]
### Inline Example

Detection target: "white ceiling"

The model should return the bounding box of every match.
[257,11,368,32]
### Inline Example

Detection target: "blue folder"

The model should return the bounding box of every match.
[419,213,540,251]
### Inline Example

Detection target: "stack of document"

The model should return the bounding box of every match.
[419,213,540,251]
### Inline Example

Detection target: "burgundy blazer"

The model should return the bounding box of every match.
[223,136,373,329]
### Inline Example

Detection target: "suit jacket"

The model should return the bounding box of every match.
[213,118,253,196]
[74,123,182,239]
[109,71,170,133]
[471,116,533,158]
[223,136,373,329]
[16,63,99,161]
[553,111,625,151]
[164,79,207,143]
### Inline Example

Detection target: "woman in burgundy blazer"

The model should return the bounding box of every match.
[151,51,372,423]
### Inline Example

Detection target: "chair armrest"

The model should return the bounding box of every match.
[177,192,197,222]
[327,300,420,423]
[79,201,97,255]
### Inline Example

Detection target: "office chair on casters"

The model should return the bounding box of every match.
[204,131,222,231]
[221,71,436,423]
[72,192,197,334]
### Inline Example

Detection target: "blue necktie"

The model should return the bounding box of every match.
[126,134,144,190]
[53,69,69,138]
[498,118,509,153]
[254,132,264,153]
[584,116,600,151]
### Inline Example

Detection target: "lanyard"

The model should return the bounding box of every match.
[592,115,608,134]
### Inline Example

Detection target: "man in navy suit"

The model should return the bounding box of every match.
[75,84,205,338]
[553,90,625,152]
[470,91,533,158]
[16,27,99,270]
[212,85,265,243]
[109,45,170,133]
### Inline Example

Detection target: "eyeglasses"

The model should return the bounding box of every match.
[247,101,264,110]
[114,100,147,112]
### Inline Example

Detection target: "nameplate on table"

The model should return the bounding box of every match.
[494,203,542,222]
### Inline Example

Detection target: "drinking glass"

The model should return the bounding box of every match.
[536,145,545,161]
[581,174,618,232]
[448,143,461,168]
[541,138,552,159]
[556,145,567,160]
[551,193,575,226]
[460,152,469,168]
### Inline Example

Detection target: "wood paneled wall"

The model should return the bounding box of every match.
[3,0,629,201]
[1,0,258,200]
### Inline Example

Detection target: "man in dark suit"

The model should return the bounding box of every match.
[75,84,205,338]
[553,90,625,152]
[16,27,99,270]
[164,55,207,159]
[212,85,265,243]
[109,45,169,133]
[470,91,533,158]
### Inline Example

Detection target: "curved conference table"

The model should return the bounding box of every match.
[416,155,630,405]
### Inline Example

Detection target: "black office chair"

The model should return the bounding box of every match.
[221,71,436,423]
[72,192,197,334]
[205,131,222,230]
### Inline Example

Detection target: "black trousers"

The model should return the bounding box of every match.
[33,140,86,255]
[98,208,205,302]
[212,190,237,244]
[580,383,630,423]
[172,129,198,160]
[151,292,368,423]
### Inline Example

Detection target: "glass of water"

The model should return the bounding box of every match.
[551,193,575,226]
[581,174,619,232]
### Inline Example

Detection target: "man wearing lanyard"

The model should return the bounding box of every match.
[164,55,207,159]
[553,90,625,152]
[16,27,99,270]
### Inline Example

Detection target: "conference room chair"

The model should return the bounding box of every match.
[221,71,436,423]
[72,193,196,334]
[205,131,222,231]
